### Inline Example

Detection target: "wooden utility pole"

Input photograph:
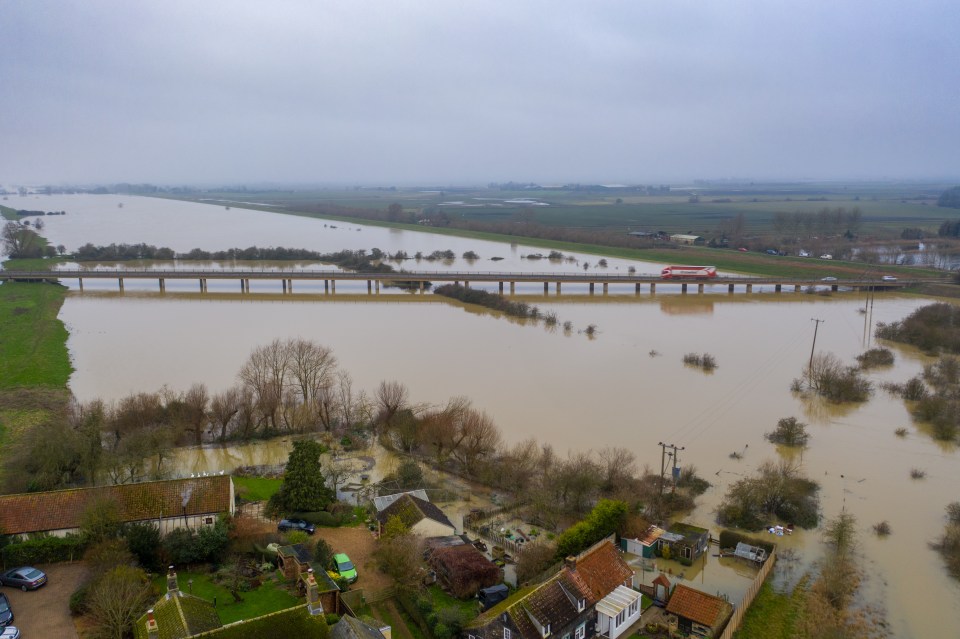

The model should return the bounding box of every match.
[808,318,825,386]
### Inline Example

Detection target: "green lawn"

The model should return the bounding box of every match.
[233,476,283,501]
[0,280,72,389]
[734,578,807,639]
[426,584,480,620]
[151,570,300,625]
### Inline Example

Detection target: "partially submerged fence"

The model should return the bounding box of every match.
[718,546,777,639]
[463,504,529,557]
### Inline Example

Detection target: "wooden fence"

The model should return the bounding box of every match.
[717,546,777,639]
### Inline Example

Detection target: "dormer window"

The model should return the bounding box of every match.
[504,628,511,639]
[542,624,551,638]
[578,598,586,612]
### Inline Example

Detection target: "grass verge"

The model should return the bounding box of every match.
[0,279,72,389]
[734,577,808,639]
[233,476,283,502]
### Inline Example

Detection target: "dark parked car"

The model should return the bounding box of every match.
[0,567,47,592]
[277,518,316,534]
[0,593,12,627]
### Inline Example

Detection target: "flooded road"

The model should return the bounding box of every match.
[15,194,960,637]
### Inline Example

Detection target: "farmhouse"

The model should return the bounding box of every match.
[376,493,456,537]
[0,475,234,537]
[466,539,638,639]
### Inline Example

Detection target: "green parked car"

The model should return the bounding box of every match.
[332,553,358,584]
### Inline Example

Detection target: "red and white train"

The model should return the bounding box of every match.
[660,265,718,279]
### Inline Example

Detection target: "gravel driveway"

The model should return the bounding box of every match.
[3,562,88,639]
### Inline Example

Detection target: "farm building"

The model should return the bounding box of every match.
[429,543,502,598]
[0,475,234,538]
[669,234,705,245]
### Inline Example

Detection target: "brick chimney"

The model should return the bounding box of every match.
[167,565,179,594]
[305,568,324,616]
[145,609,159,638]
[564,556,577,572]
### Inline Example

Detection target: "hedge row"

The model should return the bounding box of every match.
[2,535,86,566]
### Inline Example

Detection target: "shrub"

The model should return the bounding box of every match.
[555,499,627,559]
[684,353,718,371]
[873,521,891,536]
[856,347,895,368]
[716,460,820,531]
[910,468,927,479]
[894,427,908,437]
[69,584,90,615]
[126,522,162,571]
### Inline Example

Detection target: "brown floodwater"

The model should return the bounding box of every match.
[14,194,960,637]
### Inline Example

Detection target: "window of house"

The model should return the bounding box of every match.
[684,546,692,559]
[575,624,585,639]
[504,628,511,639]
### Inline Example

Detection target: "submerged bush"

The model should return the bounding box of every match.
[683,352,718,371]
[765,417,810,447]
[856,347,895,368]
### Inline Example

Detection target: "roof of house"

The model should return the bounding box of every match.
[0,475,233,536]
[665,522,709,545]
[569,539,634,602]
[332,615,388,639]
[468,540,632,639]
[376,493,454,530]
[135,590,222,639]
[373,490,430,512]
[665,584,733,629]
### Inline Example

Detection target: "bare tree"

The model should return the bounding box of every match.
[288,338,338,403]
[451,408,502,475]
[376,380,409,429]
[239,340,291,432]
[209,386,242,442]
[323,458,352,494]
[597,446,637,494]
[86,565,153,639]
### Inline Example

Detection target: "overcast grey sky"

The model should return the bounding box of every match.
[1,0,958,185]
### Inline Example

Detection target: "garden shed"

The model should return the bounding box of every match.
[429,543,502,598]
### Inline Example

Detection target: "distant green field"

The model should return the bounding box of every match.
[0,280,72,389]
[186,181,954,239]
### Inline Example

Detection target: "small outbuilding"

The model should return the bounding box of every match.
[428,543,502,598]
[664,584,733,638]
[659,522,709,565]
[670,234,705,245]
[621,524,664,558]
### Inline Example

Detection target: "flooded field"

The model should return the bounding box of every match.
[9,194,960,637]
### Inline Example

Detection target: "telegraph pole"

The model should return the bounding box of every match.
[670,444,685,495]
[808,318,824,386]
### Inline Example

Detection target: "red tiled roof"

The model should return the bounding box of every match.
[665,584,733,629]
[0,476,233,535]
[570,540,634,602]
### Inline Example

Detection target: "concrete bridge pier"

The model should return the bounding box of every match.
[681,283,687,294]
[159,278,165,293]
[464,281,469,289]
[775,284,782,293]
[375,280,380,294]
[499,282,504,295]
[287,279,292,293]
[543,282,549,294]
[589,283,595,295]
[510,281,515,295]
[603,282,609,295]
[556,282,561,294]
[419,281,424,294]
[728,283,735,294]
[324,280,329,293]
[650,283,656,294]
[367,280,372,294]
[832,284,839,292]
[698,283,704,293]
[331,280,336,294]
[746,283,753,293]
[200,279,208,293]
[635,283,641,294]
[282,280,288,294]
[795,285,802,292]
[118,277,124,292]
[78,277,83,292]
